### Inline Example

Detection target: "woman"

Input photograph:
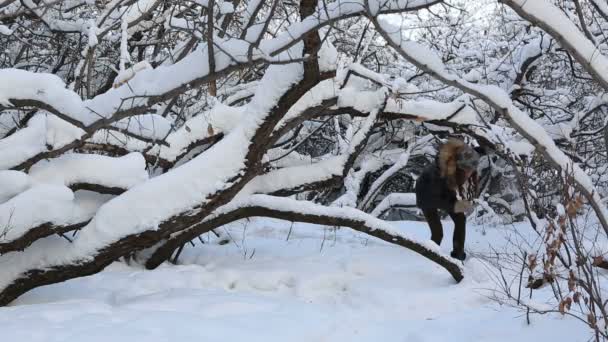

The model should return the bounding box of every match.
[415,138,481,261]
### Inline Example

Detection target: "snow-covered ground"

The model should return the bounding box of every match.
[0,218,587,341]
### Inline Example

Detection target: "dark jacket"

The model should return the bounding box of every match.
[415,163,458,212]
[415,139,480,212]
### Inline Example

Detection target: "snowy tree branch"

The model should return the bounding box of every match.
[501,0,608,92]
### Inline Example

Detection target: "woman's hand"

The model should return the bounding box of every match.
[454,200,474,215]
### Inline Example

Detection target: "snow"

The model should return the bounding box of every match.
[0,171,30,204]
[113,113,171,140]
[371,192,417,217]
[248,95,386,205]
[0,114,87,170]
[332,156,385,208]
[279,79,337,127]
[124,0,159,24]
[87,20,98,47]
[592,0,608,18]
[349,63,391,85]
[463,69,482,82]
[218,1,235,14]
[119,19,130,72]
[83,37,260,126]
[20,0,88,33]
[514,36,549,75]
[279,71,476,126]
[0,3,601,340]
[508,140,535,157]
[223,81,259,105]
[0,70,85,120]
[45,115,86,148]
[0,185,90,244]
[0,115,47,170]
[0,218,588,341]
[0,0,436,156]
[152,81,278,160]
[0,25,12,35]
[238,157,344,196]
[345,99,384,151]
[113,61,152,88]
[338,87,387,113]
[360,148,412,209]
[88,99,242,164]
[241,0,264,26]
[29,153,148,189]
[385,98,477,124]
[0,45,304,293]
[319,40,339,73]
[89,129,150,153]
[193,0,234,13]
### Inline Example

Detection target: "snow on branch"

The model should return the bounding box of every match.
[261,0,441,55]
[501,0,608,92]
[122,0,164,25]
[150,102,243,162]
[0,151,146,251]
[0,70,87,128]
[0,185,94,253]
[371,193,417,218]
[359,146,412,211]
[240,156,345,197]
[28,153,148,194]
[20,0,91,33]
[0,171,29,204]
[2,36,259,127]
[0,114,85,170]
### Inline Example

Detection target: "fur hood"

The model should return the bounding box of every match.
[438,139,466,181]
[437,139,480,195]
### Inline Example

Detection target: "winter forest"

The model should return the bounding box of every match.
[1,0,608,340]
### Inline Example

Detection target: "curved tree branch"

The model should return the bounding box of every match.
[145,195,464,281]
[0,220,89,256]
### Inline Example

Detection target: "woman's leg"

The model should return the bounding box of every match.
[422,208,443,246]
[448,211,466,260]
